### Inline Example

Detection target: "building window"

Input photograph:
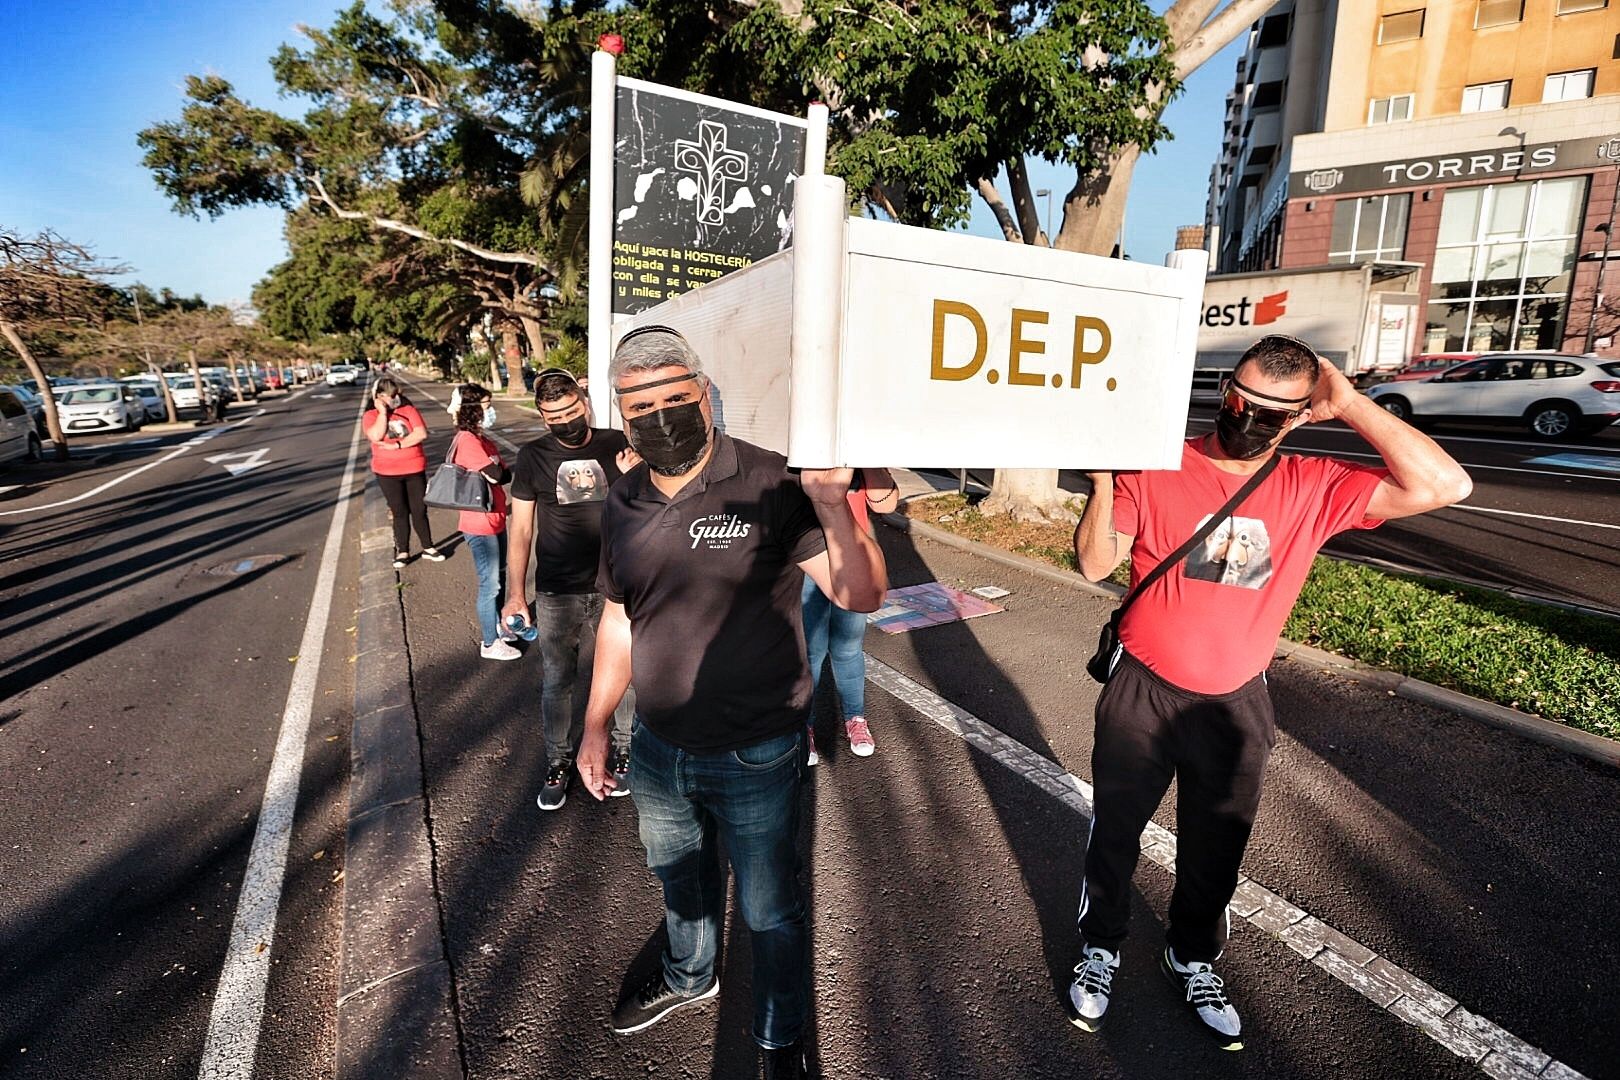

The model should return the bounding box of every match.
[1424,177,1589,352]
[1555,0,1607,14]
[1329,195,1411,264]
[1368,94,1415,124]
[1379,9,1426,43]
[1462,81,1511,112]
[1543,69,1596,102]
[1476,0,1524,26]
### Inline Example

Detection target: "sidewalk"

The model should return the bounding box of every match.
[341,406,1615,1079]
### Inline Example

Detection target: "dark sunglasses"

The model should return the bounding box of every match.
[1219,375,1312,430]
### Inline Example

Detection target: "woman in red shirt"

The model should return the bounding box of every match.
[363,377,445,568]
[449,385,516,660]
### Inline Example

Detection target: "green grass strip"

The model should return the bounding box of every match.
[906,495,1619,740]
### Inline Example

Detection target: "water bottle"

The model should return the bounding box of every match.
[505,613,539,642]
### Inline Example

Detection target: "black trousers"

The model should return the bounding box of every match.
[375,471,433,553]
[1078,650,1275,963]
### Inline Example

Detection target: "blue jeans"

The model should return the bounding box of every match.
[534,591,633,761]
[464,532,505,646]
[630,721,807,1049]
[800,574,867,721]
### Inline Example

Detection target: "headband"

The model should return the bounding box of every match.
[613,371,701,397]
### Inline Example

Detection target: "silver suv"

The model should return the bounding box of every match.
[1366,353,1620,438]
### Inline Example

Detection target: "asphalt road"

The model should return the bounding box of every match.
[0,385,365,1079]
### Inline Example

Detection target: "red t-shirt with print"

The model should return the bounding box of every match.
[364,404,429,476]
[449,430,507,535]
[1112,436,1388,694]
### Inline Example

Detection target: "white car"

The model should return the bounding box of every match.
[325,364,360,386]
[56,384,145,434]
[120,378,169,422]
[163,374,216,414]
[1366,353,1620,439]
[0,387,43,465]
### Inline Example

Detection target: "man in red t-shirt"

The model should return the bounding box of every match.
[1066,335,1471,1049]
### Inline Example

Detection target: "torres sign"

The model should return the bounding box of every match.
[1287,134,1616,198]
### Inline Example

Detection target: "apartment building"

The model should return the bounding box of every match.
[1207,0,1620,357]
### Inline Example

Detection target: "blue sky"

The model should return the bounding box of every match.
[0,1,1242,306]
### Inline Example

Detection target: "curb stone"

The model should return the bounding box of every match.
[882,510,1620,771]
[334,483,464,1079]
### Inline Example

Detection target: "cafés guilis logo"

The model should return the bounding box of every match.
[1302,168,1343,194]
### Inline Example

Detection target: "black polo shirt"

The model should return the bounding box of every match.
[596,433,829,752]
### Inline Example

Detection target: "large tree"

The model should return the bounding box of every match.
[138,1,605,361]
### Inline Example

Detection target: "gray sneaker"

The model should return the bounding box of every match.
[1160,947,1243,1051]
[537,759,572,811]
[1068,945,1118,1032]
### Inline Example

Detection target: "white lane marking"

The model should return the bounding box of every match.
[0,485,19,495]
[1447,504,1620,532]
[196,401,365,1079]
[862,655,1591,1080]
[204,448,272,477]
[0,410,271,518]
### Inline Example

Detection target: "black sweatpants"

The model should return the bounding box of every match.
[375,471,434,553]
[1078,650,1275,963]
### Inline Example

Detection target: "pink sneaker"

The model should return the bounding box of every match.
[805,727,819,767]
[845,717,875,757]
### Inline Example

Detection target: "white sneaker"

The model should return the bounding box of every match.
[1068,945,1118,1032]
[480,640,521,661]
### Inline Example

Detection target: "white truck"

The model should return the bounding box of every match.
[1190,262,1423,399]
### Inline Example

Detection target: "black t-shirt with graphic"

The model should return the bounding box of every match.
[511,427,629,594]
[596,434,828,752]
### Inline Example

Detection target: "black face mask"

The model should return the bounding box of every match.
[547,414,590,446]
[1214,408,1286,460]
[627,401,709,476]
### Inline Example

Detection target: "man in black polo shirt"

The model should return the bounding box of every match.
[576,327,887,1080]
[503,369,637,810]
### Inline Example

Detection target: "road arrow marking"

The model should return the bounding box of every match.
[205,448,272,477]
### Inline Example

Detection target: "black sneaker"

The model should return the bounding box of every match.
[608,748,631,797]
[1067,945,1118,1032]
[1160,947,1243,1051]
[536,759,572,811]
[610,969,718,1035]
[761,1039,809,1080]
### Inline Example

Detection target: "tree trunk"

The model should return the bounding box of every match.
[224,354,247,403]
[150,361,179,423]
[514,314,547,397]
[1054,145,1141,257]
[188,348,210,422]
[979,468,1077,523]
[1,319,69,460]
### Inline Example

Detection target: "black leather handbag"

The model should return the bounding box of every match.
[1086,455,1278,684]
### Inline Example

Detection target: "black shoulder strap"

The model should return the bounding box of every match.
[1115,451,1280,619]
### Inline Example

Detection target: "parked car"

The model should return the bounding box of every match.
[1366,353,1620,438]
[54,383,146,434]
[1389,352,1478,382]
[163,374,215,414]
[0,387,43,465]
[325,364,361,386]
[0,383,48,438]
[124,381,169,422]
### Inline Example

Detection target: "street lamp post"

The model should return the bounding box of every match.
[1035,187,1053,245]
[1584,138,1620,355]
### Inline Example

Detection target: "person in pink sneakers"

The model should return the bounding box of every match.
[800,467,898,764]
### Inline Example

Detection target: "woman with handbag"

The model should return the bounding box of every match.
[447,385,518,661]
[363,377,446,569]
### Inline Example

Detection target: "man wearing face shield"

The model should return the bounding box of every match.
[1066,335,1471,1050]
[577,327,888,1079]
[504,369,638,810]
